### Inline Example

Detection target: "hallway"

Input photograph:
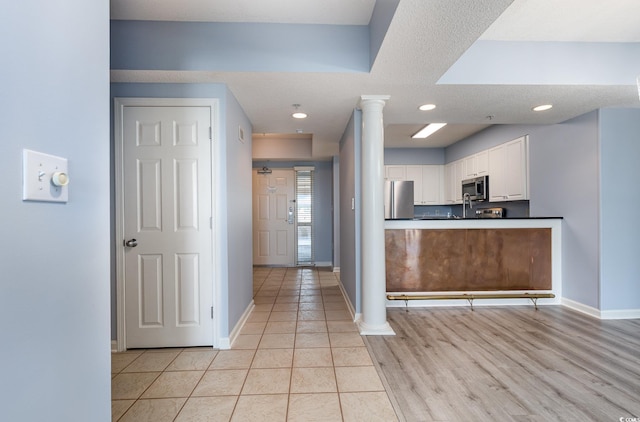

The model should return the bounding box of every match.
[111,267,398,421]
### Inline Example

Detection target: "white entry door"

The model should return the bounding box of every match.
[252,169,295,266]
[121,104,213,348]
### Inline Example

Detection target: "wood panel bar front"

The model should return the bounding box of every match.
[385,228,552,292]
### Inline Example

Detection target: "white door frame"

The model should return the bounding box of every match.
[114,97,221,351]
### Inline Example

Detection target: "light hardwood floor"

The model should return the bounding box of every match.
[364,306,640,422]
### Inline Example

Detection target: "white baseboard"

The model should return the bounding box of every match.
[561,298,640,319]
[600,309,640,319]
[222,299,255,350]
[335,278,355,321]
[332,267,340,273]
[561,298,601,318]
[314,261,332,267]
[111,340,118,353]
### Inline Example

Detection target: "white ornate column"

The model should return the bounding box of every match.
[358,95,395,336]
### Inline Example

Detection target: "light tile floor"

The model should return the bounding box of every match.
[112,267,399,421]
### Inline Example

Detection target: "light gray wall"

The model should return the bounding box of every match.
[111,20,369,73]
[530,114,601,309]
[253,136,312,160]
[599,108,640,311]
[446,126,527,163]
[224,88,255,333]
[253,160,334,265]
[333,156,341,269]
[110,83,253,341]
[0,1,111,420]
[384,148,445,165]
[339,110,362,312]
[313,161,334,264]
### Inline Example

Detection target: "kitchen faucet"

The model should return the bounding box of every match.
[463,193,473,218]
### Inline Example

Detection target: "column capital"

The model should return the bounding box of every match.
[359,95,390,108]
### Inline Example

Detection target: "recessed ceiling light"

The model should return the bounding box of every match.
[418,104,436,111]
[292,103,307,119]
[532,104,553,112]
[412,123,447,139]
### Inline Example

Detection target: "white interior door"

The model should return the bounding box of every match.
[122,105,213,348]
[252,169,295,266]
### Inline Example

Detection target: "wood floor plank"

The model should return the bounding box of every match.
[365,306,640,422]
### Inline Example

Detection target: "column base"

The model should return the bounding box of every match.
[356,318,396,336]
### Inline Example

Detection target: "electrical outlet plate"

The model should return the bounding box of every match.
[23,149,69,203]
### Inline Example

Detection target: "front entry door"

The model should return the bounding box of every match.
[121,104,213,348]
[252,169,295,266]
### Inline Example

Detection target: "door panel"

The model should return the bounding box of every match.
[138,159,162,231]
[252,169,295,266]
[123,105,213,348]
[139,254,163,327]
[175,253,200,326]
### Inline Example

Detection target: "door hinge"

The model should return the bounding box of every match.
[209,127,212,140]
[210,306,214,319]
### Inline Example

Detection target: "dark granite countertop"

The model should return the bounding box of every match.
[405,216,563,221]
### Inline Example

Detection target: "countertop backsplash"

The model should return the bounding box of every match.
[415,200,530,219]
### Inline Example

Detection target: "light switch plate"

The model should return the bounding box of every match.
[23,149,69,203]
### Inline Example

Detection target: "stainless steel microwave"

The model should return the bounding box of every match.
[462,175,488,201]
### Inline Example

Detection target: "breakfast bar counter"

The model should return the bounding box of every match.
[384,218,563,306]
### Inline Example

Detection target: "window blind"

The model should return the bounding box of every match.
[295,168,314,265]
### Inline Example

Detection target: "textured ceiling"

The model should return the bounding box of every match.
[110,0,640,155]
[481,0,640,42]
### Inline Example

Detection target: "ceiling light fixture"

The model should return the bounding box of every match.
[532,104,553,112]
[412,123,447,139]
[418,104,437,111]
[291,104,307,119]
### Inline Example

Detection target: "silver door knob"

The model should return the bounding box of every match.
[125,238,138,247]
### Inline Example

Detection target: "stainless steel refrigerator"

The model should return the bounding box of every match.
[384,180,414,219]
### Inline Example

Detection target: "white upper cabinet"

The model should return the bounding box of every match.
[386,135,529,206]
[475,150,489,176]
[444,159,464,204]
[385,165,406,181]
[409,165,443,205]
[421,165,444,205]
[463,150,489,179]
[405,165,424,204]
[488,135,529,202]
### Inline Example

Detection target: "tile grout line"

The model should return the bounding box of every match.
[116,349,181,422]
[114,267,394,421]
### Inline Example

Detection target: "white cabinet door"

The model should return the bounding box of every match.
[475,150,489,176]
[453,159,465,203]
[463,151,489,178]
[445,159,464,204]
[489,136,528,202]
[463,155,477,179]
[385,165,406,181]
[504,137,528,200]
[405,165,423,205]
[488,145,506,201]
[444,162,454,204]
[422,165,443,205]
[406,165,444,205]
